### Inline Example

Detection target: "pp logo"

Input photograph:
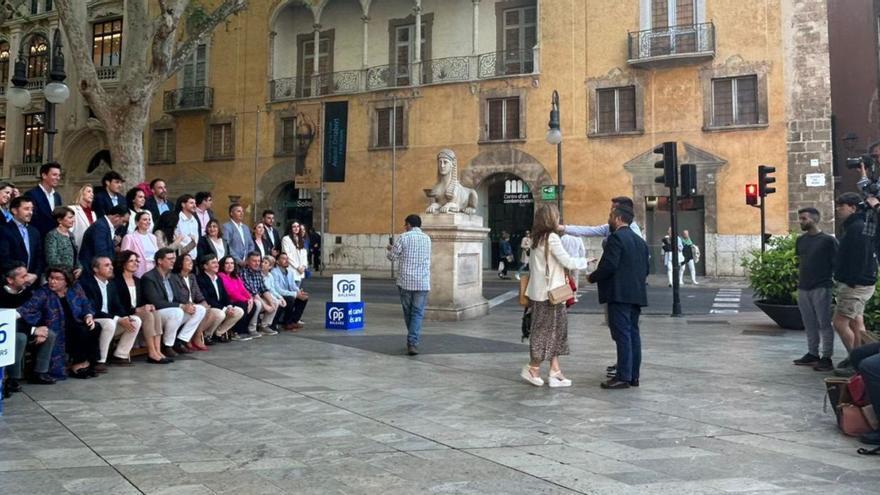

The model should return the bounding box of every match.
[328,307,345,322]
[0,322,7,344]
[336,279,357,295]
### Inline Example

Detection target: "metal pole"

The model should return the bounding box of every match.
[556,141,563,223]
[253,106,260,224]
[760,196,766,253]
[319,103,326,275]
[390,96,397,279]
[45,101,56,162]
[670,180,682,317]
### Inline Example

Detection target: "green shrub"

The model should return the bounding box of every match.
[862,279,880,333]
[741,234,799,305]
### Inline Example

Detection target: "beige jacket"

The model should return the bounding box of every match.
[525,233,588,302]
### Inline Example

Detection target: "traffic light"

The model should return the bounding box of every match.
[654,142,677,187]
[745,183,759,206]
[680,164,697,197]
[758,165,776,197]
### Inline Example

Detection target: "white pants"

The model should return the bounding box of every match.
[679,259,698,284]
[158,306,205,346]
[96,316,142,362]
[208,306,245,337]
[665,253,683,286]
[259,297,279,330]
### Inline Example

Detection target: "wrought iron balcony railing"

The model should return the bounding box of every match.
[627,22,715,65]
[96,66,119,81]
[477,49,535,79]
[163,86,213,113]
[26,77,45,90]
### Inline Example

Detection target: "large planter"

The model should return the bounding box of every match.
[754,300,804,330]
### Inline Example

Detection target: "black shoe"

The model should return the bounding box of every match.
[147,357,173,364]
[204,336,216,346]
[837,358,851,369]
[860,430,880,445]
[407,345,419,356]
[2,385,11,399]
[108,356,134,367]
[8,378,22,392]
[173,342,191,355]
[629,379,640,387]
[813,357,834,372]
[793,353,820,366]
[601,379,631,390]
[162,345,178,357]
[70,368,92,379]
[29,373,56,385]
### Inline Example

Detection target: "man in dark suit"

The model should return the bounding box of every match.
[196,253,246,342]
[0,196,44,277]
[24,162,63,237]
[79,256,140,369]
[144,178,173,222]
[588,206,650,390]
[92,171,128,218]
[79,205,129,269]
[262,209,282,256]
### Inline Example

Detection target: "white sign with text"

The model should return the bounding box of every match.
[0,309,16,367]
[332,274,362,302]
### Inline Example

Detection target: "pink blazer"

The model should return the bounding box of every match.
[121,232,159,277]
[218,272,250,304]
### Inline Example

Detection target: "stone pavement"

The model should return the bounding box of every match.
[1,302,878,494]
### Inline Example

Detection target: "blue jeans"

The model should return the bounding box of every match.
[851,343,880,417]
[608,303,642,382]
[398,288,428,346]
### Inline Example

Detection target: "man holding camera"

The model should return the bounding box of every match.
[832,192,877,376]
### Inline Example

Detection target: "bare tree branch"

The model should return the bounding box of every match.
[164,0,248,78]
[53,0,110,120]
[116,0,153,101]
[149,0,188,88]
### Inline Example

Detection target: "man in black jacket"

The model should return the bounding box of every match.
[588,206,650,390]
[2,261,56,398]
[79,257,141,369]
[196,254,245,342]
[832,193,878,374]
[92,171,128,218]
[0,196,44,277]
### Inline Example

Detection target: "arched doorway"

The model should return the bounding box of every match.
[477,173,534,270]
[87,150,112,174]
[273,181,314,232]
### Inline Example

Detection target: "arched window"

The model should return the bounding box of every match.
[27,34,49,79]
[0,41,9,86]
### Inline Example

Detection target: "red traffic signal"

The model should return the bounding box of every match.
[746,183,759,206]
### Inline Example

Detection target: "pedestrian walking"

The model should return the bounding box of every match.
[521,204,588,388]
[832,193,878,375]
[662,227,684,287]
[792,207,838,372]
[588,206,649,390]
[679,230,699,285]
[498,231,513,279]
[386,214,432,355]
[515,230,531,280]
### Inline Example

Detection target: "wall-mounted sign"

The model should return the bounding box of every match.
[503,193,533,204]
[541,186,558,201]
[323,101,348,182]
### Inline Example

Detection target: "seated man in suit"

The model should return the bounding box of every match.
[0,196,44,277]
[196,254,245,343]
[271,252,309,331]
[588,206,650,390]
[93,171,128,218]
[79,205,129,269]
[222,203,255,265]
[141,248,204,356]
[24,162,63,237]
[2,261,56,398]
[79,256,141,370]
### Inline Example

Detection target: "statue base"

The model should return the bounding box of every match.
[421,213,490,321]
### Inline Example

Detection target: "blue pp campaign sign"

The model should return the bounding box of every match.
[325,302,365,330]
[0,309,15,367]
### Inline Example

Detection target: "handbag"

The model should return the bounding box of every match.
[565,275,577,308]
[545,244,574,305]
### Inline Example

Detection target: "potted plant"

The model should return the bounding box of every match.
[741,234,804,330]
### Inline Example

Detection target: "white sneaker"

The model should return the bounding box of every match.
[248,330,263,339]
[259,327,278,336]
[548,371,572,388]
[521,365,544,386]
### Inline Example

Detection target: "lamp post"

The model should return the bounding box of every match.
[546,90,563,222]
[10,29,69,163]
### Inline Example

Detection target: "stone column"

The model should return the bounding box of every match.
[422,214,490,321]
[4,29,23,178]
[412,2,422,85]
[360,15,369,91]
[311,24,322,96]
[472,0,480,55]
[781,0,835,232]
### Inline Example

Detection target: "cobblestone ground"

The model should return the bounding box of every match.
[1,302,877,494]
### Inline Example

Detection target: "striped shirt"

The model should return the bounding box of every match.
[387,227,432,291]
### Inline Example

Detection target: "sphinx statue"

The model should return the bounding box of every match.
[425,149,478,215]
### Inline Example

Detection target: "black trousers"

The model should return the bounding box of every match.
[67,321,100,364]
[274,296,308,325]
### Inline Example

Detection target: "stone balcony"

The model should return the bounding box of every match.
[270,48,539,102]
[627,22,715,68]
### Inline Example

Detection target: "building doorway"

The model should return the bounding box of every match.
[645,195,706,276]
[275,182,314,232]
[478,173,535,270]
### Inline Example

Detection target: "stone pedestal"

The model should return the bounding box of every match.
[422,214,490,321]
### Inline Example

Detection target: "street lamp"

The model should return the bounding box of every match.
[546,90,563,221]
[10,29,69,163]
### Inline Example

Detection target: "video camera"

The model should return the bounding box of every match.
[847,154,880,203]
[846,154,876,171]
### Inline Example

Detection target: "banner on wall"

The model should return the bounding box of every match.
[323,101,348,182]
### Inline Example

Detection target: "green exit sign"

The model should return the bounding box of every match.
[541,185,558,200]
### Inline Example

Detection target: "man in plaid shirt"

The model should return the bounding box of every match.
[242,252,279,336]
[386,214,432,355]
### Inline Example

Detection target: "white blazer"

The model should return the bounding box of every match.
[525,233,587,302]
[69,204,97,249]
[281,235,309,281]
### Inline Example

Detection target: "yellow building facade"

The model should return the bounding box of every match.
[1,0,834,276]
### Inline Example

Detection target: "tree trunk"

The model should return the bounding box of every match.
[105,101,150,184]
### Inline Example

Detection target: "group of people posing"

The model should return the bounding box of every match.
[0,163,314,398]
